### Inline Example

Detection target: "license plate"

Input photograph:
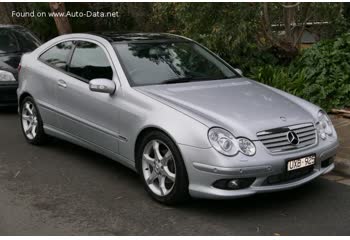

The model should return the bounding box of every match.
[287,155,316,171]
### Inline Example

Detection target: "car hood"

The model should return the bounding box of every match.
[136,78,315,140]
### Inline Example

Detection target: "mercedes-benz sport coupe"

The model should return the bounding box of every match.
[17,33,338,204]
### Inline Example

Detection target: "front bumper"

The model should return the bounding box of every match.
[179,138,338,199]
[0,82,18,107]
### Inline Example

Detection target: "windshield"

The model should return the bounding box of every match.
[113,41,238,86]
[0,28,40,54]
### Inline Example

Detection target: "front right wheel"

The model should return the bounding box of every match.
[137,131,189,205]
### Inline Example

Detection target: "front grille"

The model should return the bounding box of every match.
[257,123,317,153]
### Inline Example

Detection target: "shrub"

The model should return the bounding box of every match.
[250,33,350,111]
[152,3,280,74]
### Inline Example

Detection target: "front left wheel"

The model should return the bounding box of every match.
[137,131,189,205]
[20,96,48,145]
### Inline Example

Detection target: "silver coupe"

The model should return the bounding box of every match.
[17,33,338,204]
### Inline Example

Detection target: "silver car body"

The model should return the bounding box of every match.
[18,33,338,199]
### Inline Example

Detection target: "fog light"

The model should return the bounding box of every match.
[321,157,334,168]
[213,178,256,190]
[227,180,240,189]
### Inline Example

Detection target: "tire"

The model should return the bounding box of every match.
[136,130,190,205]
[20,96,48,145]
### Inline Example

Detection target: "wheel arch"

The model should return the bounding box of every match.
[134,126,185,172]
[19,92,33,105]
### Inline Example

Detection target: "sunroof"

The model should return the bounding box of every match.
[89,32,186,43]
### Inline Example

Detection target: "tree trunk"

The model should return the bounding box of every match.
[283,2,296,45]
[49,2,72,35]
[262,3,273,42]
[0,3,14,24]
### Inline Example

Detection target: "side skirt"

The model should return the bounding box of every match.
[44,124,137,172]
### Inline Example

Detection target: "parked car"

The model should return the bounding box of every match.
[18,33,338,204]
[0,25,41,107]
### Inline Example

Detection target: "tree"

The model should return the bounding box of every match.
[260,2,306,58]
[0,3,14,24]
[260,2,345,58]
[49,2,71,35]
[152,3,272,72]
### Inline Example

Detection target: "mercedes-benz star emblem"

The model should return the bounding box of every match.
[287,131,299,145]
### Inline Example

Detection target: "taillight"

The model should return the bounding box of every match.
[18,64,21,73]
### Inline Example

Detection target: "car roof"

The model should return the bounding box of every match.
[89,32,191,43]
[0,24,42,44]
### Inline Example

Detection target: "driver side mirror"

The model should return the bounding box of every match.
[89,78,116,94]
[234,68,243,76]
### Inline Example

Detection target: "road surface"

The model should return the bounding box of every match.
[0,109,349,235]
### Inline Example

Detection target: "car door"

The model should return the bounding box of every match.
[55,40,120,154]
[35,41,74,128]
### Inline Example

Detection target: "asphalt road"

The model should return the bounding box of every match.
[0,109,349,236]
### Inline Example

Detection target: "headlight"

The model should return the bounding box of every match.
[208,128,256,156]
[316,110,333,140]
[238,138,256,156]
[0,70,16,82]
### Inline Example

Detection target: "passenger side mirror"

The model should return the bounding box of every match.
[234,68,243,76]
[89,78,116,94]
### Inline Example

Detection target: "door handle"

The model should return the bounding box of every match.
[57,79,67,88]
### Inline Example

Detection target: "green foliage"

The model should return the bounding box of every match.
[151,2,350,75]
[16,3,57,41]
[66,3,136,33]
[251,34,350,111]
[21,3,151,41]
[6,2,349,110]
[152,3,279,74]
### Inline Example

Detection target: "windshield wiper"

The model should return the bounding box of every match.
[162,77,195,84]
[162,76,217,84]
[223,75,239,79]
[161,75,238,85]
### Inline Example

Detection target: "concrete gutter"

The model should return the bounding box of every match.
[330,115,350,177]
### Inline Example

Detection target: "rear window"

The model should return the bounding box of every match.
[0,28,40,54]
[0,29,19,53]
[12,29,40,52]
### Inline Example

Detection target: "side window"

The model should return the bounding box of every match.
[69,41,113,81]
[39,41,73,71]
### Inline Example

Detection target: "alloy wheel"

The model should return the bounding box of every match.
[21,101,38,140]
[142,139,176,196]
